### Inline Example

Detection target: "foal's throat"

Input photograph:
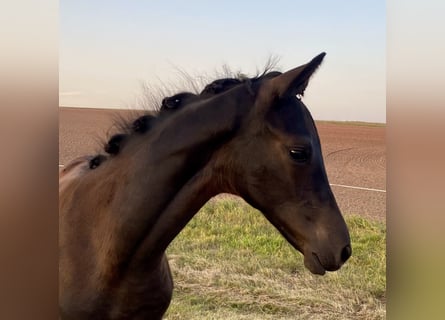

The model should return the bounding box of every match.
[129,167,217,265]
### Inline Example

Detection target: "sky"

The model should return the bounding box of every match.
[60,1,385,123]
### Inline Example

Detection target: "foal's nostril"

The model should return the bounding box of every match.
[340,244,352,263]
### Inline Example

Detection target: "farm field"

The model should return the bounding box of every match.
[59,107,386,319]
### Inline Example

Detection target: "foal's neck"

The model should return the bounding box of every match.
[127,164,218,267]
[122,88,253,269]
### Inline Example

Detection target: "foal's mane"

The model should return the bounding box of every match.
[91,63,282,167]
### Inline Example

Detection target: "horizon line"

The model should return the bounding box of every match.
[59,105,386,125]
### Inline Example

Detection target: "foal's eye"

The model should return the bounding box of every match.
[289,148,310,163]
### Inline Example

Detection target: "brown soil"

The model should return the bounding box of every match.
[59,107,386,221]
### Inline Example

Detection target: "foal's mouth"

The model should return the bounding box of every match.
[272,221,328,275]
[304,252,326,275]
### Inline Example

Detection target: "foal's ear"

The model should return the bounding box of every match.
[270,52,326,98]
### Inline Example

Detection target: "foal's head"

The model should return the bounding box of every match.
[209,53,351,275]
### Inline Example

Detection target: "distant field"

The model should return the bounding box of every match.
[316,120,386,127]
[165,197,386,320]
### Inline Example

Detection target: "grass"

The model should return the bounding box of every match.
[165,197,386,319]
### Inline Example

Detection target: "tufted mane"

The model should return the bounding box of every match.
[92,67,283,165]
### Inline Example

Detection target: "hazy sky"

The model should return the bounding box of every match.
[60,1,385,123]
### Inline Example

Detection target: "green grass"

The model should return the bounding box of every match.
[165,197,386,319]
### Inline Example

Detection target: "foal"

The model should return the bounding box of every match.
[59,53,351,319]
